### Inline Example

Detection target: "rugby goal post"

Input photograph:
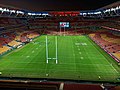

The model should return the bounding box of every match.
[46,36,58,64]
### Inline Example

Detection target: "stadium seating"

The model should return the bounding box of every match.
[1,1,120,89]
[113,52,120,60]
[89,31,120,61]
[0,46,10,55]
[8,40,22,47]
[27,32,40,39]
[64,83,102,90]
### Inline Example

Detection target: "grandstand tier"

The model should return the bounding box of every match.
[0,1,120,89]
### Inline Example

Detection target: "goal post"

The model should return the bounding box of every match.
[46,36,48,63]
[64,26,65,36]
[46,35,58,64]
[60,26,61,36]
[55,36,58,64]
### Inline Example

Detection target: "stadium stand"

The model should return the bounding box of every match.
[0,1,120,89]
[64,83,103,90]
[27,32,40,39]
[8,40,22,48]
[0,46,10,55]
[89,30,120,62]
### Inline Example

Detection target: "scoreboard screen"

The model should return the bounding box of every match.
[59,22,70,28]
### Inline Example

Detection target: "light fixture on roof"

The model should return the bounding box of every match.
[16,11,24,14]
[10,10,16,13]
[0,8,3,11]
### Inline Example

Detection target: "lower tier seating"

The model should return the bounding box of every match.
[0,46,10,55]
[89,31,120,61]
[8,40,22,47]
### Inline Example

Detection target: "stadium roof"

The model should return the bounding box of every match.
[0,0,119,11]
[0,4,22,10]
[98,1,120,10]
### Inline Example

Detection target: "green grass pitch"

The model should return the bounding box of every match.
[0,35,120,82]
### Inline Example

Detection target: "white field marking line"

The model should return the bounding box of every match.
[12,61,117,69]
[110,64,119,73]
[26,56,30,58]
[14,62,47,64]
[79,52,81,54]
[86,57,107,59]
[102,55,119,73]
[101,57,118,73]
[53,58,57,59]
[71,37,76,70]
[80,57,83,59]
[71,37,75,57]
[47,58,57,60]
[59,56,105,59]
[7,67,117,73]
[47,58,52,59]
[54,63,114,66]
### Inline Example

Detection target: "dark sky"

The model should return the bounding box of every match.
[0,0,119,11]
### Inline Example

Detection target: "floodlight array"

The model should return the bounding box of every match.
[0,4,120,18]
[80,5,120,18]
[0,7,24,14]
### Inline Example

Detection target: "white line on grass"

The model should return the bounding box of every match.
[54,63,113,66]
[103,57,119,73]
[81,57,83,59]
[110,64,119,73]
[7,67,117,73]
[26,56,30,58]
[71,37,76,71]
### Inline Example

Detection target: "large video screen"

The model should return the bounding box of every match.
[59,22,70,28]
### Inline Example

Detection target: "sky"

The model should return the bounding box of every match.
[0,0,119,11]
